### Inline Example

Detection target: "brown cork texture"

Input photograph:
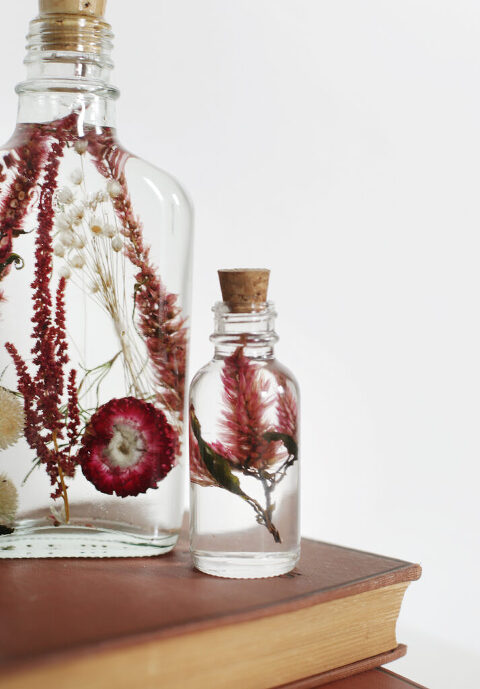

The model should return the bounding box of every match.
[218,268,270,312]
[39,0,107,16]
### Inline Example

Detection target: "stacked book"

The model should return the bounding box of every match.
[0,529,422,689]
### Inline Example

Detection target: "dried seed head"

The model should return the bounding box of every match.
[74,139,88,155]
[90,218,103,235]
[57,187,74,205]
[55,214,71,232]
[71,254,85,269]
[0,473,18,526]
[111,235,123,252]
[58,265,72,279]
[96,191,109,203]
[53,243,66,258]
[86,192,98,209]
[59,231,75,248]
[70,169,83,185]
[73,234,85,249]
[107,180,122,199]
[104,223,116,238]
[0,390,24,451]
[72,207,86,227]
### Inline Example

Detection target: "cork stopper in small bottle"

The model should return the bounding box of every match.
[218,269,270,313]
[39,0,107,16]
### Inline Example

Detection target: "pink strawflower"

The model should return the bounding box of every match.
[79,397,176,498]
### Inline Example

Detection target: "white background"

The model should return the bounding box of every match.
[1,2,480,687]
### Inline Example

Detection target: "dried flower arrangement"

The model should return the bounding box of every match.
[190,346,298,543]
[0,113,187,525]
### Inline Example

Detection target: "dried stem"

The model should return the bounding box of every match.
[53,429,69,523]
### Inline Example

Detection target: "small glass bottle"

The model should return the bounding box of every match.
[0,0,192,557]
[189,269,300,578]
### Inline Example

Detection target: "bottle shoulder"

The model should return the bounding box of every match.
[190,356,299,391]
[0,124,194,222]
[124,152,193,217]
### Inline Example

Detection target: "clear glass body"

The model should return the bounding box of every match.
[0,13,193,557]
[189,302,300,578]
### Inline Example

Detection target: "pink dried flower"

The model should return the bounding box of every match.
[275,373,298,441]
[218,346,280,469]
[79,397,176,497]
[0,125,49,291]
[5,122,80,506]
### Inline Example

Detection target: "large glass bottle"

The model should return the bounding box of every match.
[0,0,193,557]
[190,270,300,578]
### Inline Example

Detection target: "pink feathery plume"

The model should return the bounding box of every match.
[6,129,79,500]
[219,346,279,469]
[275,373,298,441]
[0,113,78,300]
[0,125,49,288]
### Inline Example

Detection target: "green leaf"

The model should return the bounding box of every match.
[0,253,24,274]
[263,431,298,458]
[190,410,245,497]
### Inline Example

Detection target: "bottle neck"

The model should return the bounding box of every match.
[15,12,118,128]
[211,302,279,360]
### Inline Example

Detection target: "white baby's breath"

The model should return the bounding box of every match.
[90,218,103,235]
[57,187,74,205]
[58,265,72,279]
[55,214,71,232]
[96,190,109,203]
[53,243,66,258]
[73,234,85,249]
[59,231,75,248]
[74,139,88,155]
[69,203,85,225]
[71,254,85,269]
[111,235,123,252]
[70,168,83,185]
[107,179,122,199]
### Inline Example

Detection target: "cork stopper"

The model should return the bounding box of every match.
[218,269,270,313]
[39,0,107,16]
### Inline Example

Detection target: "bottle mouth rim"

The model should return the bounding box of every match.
[15,79,120,99]
[213,301,277,319]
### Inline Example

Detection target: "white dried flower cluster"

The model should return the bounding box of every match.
[57,187,74,205]
[53,243,65,258]
[70,254,85,269]
[107,179,122,199]
[74,139,88,155]
[0,388,24,450]
[70,168,83,185]
[53,169,125,282]
[104,224,116,238]
[112,236,123,252]
[90,217,103,235]
[0,473,18,526]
